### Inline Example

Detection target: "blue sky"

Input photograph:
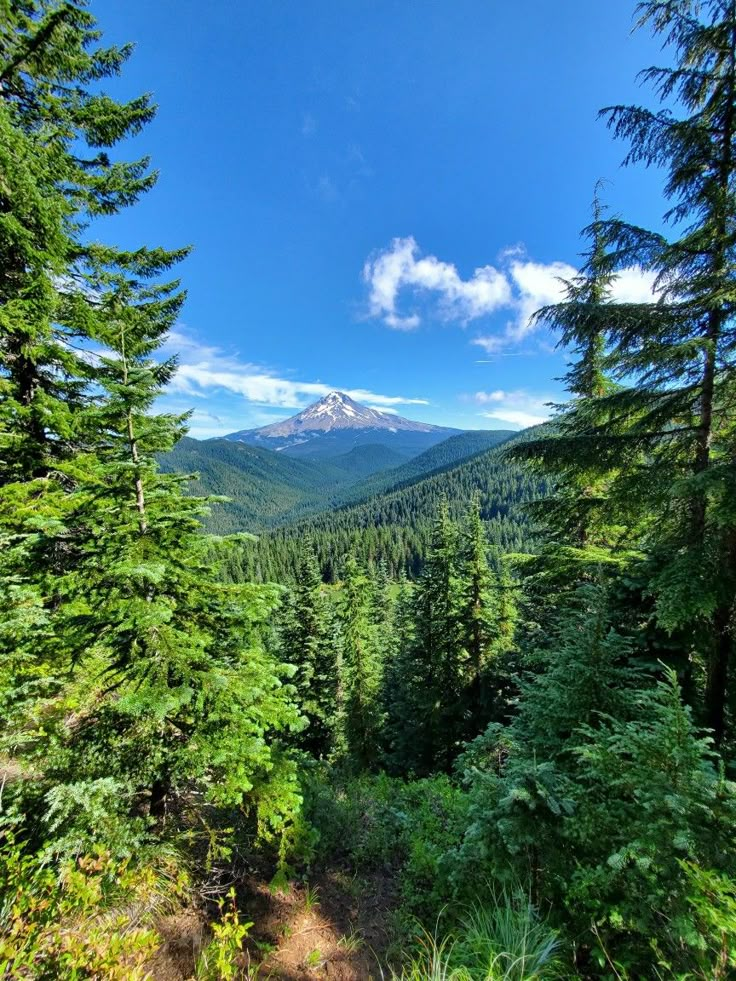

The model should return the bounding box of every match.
[99,1,669,436]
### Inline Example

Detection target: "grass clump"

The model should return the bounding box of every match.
[390,892,560,981]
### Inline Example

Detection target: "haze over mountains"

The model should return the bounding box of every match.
[160,392,517,534]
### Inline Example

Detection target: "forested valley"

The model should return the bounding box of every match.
[2,2,736,979]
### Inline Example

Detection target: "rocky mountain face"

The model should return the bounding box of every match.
[225,392,459,457]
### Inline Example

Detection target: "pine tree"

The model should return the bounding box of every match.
[340,555,384,769]
[594,0,736,745]
[398,498,465,774]
[458,496,517,738]
[277,540,337,758]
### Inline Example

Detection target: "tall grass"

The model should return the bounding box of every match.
[389,890,561,981]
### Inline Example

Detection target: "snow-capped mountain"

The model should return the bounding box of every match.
[225,391,460,458]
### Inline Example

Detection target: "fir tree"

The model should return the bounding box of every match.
[0,0,161,480]
[510,2,736,746]
[277,540,337,758]
[400,498,464,773]
[382,573,415,771]
[340,554,384,769]
[4,266,303,844]
[0,0,302,856]
[458,495,517,738]
[595,0,736,745]
[509,191,629,561]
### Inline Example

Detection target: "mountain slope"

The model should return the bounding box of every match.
[225,391,459,459]
[158,437,353,533]
[328,443,410,479]
[328,429,516,509]
[237,428,548,582]
[160,427,518,536]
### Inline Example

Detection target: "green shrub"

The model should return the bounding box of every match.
[0,829,181,978]
[195,888,253,981]
[301,769,468,921]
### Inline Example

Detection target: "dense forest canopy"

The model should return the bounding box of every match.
[1,1,736,979]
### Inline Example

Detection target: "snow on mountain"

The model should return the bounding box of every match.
[228,392,449,438]
[224,392,459,458]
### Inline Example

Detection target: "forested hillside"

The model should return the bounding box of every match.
[323,427,516,509]
[232,433,544,582]
[160,425,517,536]
[158,435,354,532]
[3,2,736,980]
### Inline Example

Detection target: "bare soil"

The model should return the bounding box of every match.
[148,865,399,980]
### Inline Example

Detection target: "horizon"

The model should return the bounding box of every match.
[199,389,511,440]
[98,1,668,436]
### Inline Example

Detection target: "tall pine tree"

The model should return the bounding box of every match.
[277,540,337,758]
[458,495,517,739]
[340,555,384,769]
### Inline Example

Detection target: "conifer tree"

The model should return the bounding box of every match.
[340,555,384,769]
[509,191,625,560]
[382,573,415,770]
[277,540,337,758]
[458,496,517,737]
[3,268,303,848]
[510,2,736,745]
[0,0,162,480]
[594,0,736,745]
[398,498,465,773]
[0,1,303,856]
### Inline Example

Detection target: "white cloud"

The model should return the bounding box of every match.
[301,113,317,137]
[163,329,428,416]
[506,258,577,338]
[609,265,659,303]
[363,238,659,353]
[363,236,511,330]
[470,389,554,430]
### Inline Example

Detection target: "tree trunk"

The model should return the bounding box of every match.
[705,606,732,747]
[705,532,736,746]
[149,774,170,821]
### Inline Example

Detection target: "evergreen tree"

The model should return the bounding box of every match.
[508,190,638,591]
[0,0,161,481]
[596,0,736,745]
[277,540,337,758]
[398,498,465,774]
[3,263,303,849]
[0,0,302,858]
[382,573,415,771]
[458,496,517,738]
[510,1,736,746]
[340,555,384,769]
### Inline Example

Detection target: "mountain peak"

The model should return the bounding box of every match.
[225,392,456,448]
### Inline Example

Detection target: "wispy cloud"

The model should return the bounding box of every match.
[363,238,658,352]
[306,144,373,206]
[467,389,555,429]
[161,329,428,431]
[301,112,317,137]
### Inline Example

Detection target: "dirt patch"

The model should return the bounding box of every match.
[147,909,208,981]
[145,860,399,979]
[240,867,399,979]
